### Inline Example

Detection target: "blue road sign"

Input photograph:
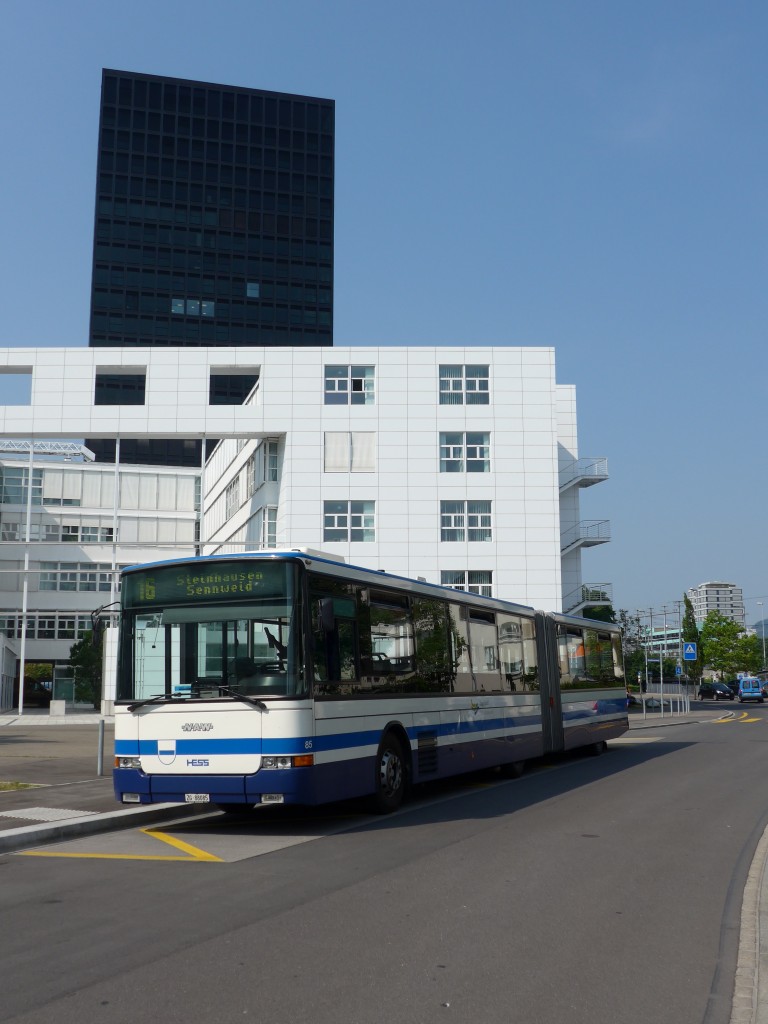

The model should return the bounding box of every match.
[675,665,682,676]
[683,642,698,661]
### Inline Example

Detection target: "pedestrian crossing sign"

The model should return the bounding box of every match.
[683,642,697,660]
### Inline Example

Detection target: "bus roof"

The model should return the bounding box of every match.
[120,549,620,632]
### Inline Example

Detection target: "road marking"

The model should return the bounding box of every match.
[18,825,223,862]
[712,710,763,724]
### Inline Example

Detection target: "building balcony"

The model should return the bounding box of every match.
[562,583,613,615]
[560,519,611,555]
[559,457,609,492]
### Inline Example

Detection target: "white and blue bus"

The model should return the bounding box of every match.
[113,550,627,813]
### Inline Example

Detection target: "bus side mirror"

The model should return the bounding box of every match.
[91,619,104,647]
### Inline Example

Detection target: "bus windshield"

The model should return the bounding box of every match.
[118,559,304,701]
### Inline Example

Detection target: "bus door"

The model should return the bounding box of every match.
[536,612,564,754]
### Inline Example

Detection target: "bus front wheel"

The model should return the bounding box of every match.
[372,733,410,814]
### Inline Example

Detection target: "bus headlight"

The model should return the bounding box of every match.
[115,756,141,769]
[262,754,314,769]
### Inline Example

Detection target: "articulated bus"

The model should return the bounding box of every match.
[113,550,627,813]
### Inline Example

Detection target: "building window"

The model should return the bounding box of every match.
[324,432,376,473]
[441,570,493,597]
[225,477,240,520]
[0,468,43,506]
[247,282,260,298]
[440,501,492,542]
[0,521,19,541]
[439,365,490,405]
[439,432,490,473]
[172,298,214,317]
[262,506,277,548]
[94,372,146,406]
[245,454,256,498]
[324,365,375,405]
[38,562,113,593]
[323,500,375,542]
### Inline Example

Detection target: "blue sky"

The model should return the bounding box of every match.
[1,0,766,618]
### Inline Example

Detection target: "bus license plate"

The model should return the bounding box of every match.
[262,794,284,804]
[185,793,210,803]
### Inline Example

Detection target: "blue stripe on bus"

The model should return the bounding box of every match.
[115,700,627,759]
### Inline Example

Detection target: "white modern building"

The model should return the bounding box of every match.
[687,581,745,629]
[0,443,198,686]
[0,344,611,694]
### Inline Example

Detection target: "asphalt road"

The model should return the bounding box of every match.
[1,709,766,1024]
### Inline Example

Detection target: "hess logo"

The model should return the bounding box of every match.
[187,759,210,767]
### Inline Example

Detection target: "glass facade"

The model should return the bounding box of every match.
[88,70,334,464]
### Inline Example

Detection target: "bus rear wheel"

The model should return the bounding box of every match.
[372,733,410,814]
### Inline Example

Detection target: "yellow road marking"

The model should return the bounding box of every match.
[713,711,762,724]
[18,825,223,862]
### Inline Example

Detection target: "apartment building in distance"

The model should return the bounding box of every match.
[687,581,745,629]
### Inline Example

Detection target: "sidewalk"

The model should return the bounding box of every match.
[0,708,203,853]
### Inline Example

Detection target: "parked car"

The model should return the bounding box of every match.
[738,678,765,703]
[697,681,734,701]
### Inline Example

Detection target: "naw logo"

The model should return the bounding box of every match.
[157,740,177,765]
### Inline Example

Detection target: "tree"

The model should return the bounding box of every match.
[581,604,617,625]
[700,612,752,679]
[617,609,644,687]
[68,630,103,708]
[681,594,702,683]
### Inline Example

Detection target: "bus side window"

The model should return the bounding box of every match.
[311,598,329,682]
[311,593,359,687]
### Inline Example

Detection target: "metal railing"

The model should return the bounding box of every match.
[562,582,613,613]
[560,519,611,552]
[559,457,608,491]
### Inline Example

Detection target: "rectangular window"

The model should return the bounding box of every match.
[247,282,260,298]
[324,365,375,405]
[263,506,277,548]
[439,432,490,473]
[0,521,19,541]
[441,570,493,597]
[201,301,215,317]
[245,454,256,497]
[225,477,240,520]
[95,371,146,406]
[324,432,376,472]
[439,364,490,405]
[57,617,76,640]
[171,298,185,314]
[439,500,492,542]
[263,438,279,482]
[0,468,43,506]
[323,500,375,542]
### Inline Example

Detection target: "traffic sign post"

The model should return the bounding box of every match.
[683,642,698,661]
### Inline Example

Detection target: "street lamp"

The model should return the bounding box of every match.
[758,601,765,670]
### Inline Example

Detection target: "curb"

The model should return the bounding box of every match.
[0,802,212,856]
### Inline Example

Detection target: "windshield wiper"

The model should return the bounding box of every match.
[214,686,267,711]
[127,687,267,713]
[127,693,176,713]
